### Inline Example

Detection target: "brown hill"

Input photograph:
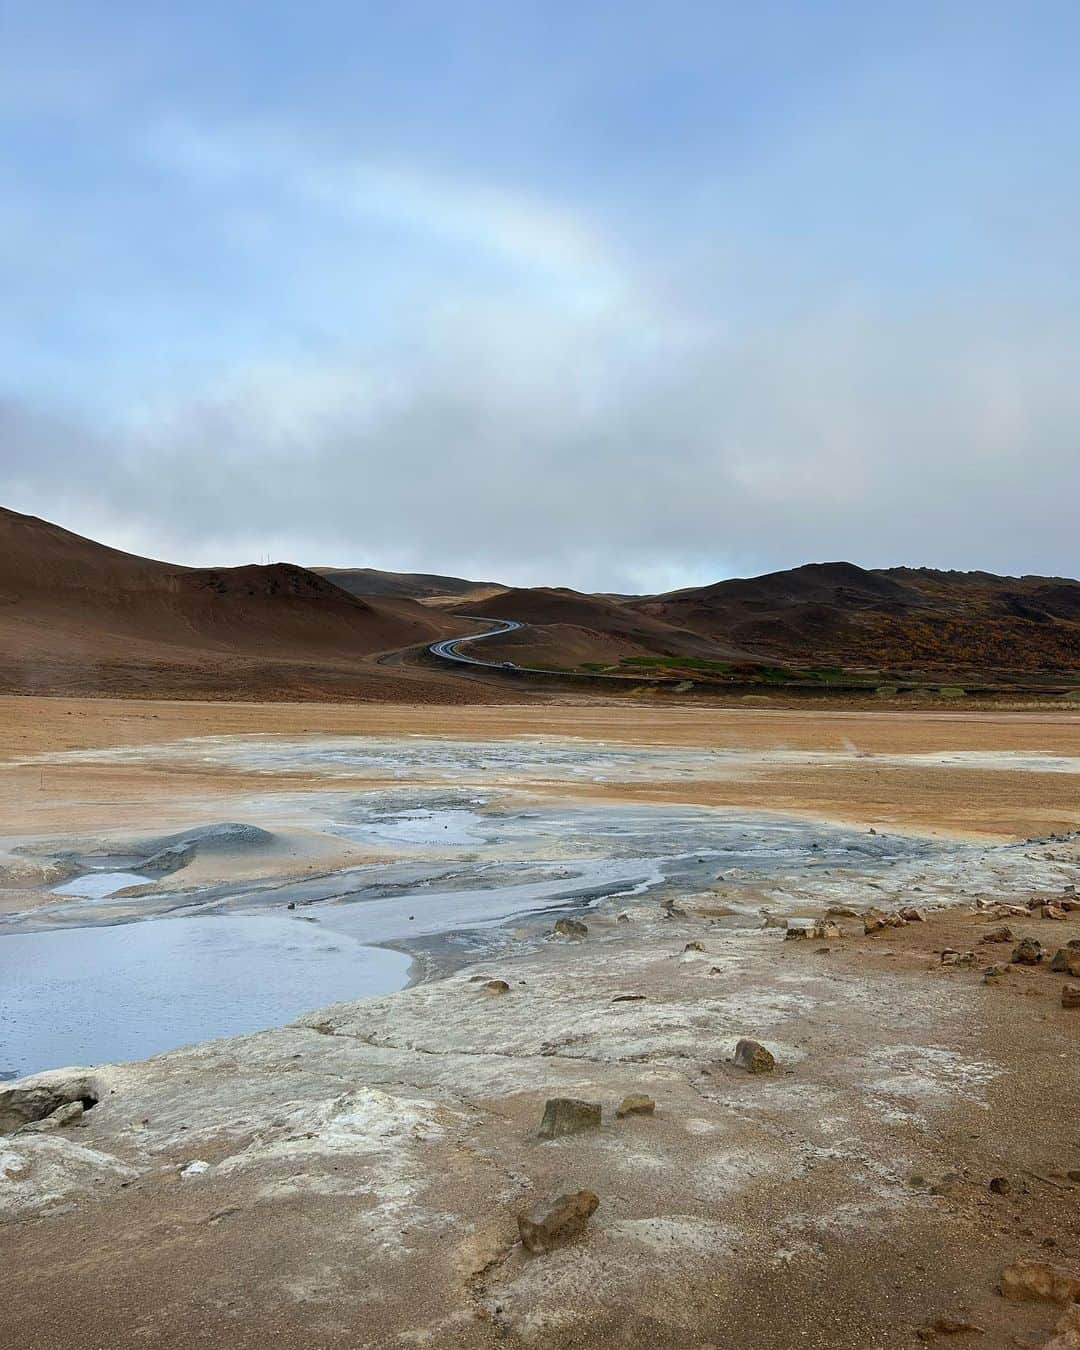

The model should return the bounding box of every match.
[632,562,1080,677]
[0,508,475,700]
[453,586,751,666]
[312,565,505,606]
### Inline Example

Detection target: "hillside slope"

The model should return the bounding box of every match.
[0,508,474,700]
[632,562,1080,676]
[312,566,504,606]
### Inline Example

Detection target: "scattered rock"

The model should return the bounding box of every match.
[553,917,588,940]
[683,941,705,952]
[180,1160,211,1179]
[1050,948,1080,977]
[826,905,859,918]
[610,993,646,1002]
[865,912,906,934]
[1000,1258,1080,1304]
[733,1039,775,1074]
[983,965,1008,984]
[1011,938,1044,965]
[898,906,927,923]
[1043,904,1068,921]
[1062,984,1080,1010]
[989,1176,1011,1195]
[481,980,510,996]
[537,1097,601,1140]
[19,1101,84,1133]
[615,911,632,923]
[518,1188,599,1254]
[615,1094,655,1118]
[1045,1304,1080,1350]
[941,950,976,968]
[982,926,1014,943]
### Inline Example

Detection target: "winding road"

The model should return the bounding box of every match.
[428,618,524,668]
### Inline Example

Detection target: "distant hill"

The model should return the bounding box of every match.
[452,586,752,667]
[0,508,474,700]
[631,562,1080,676]
[313,566,505,607]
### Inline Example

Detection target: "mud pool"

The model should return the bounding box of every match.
[3,734,1074,1078]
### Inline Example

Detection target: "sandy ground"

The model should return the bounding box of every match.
[2,696,1079,839]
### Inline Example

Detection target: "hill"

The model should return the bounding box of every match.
[631,562,1080,678]
[312,566,505,607]
[0,508,476,700]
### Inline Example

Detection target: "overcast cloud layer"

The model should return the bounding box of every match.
[3,3,1079,591]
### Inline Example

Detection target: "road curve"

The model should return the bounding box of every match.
[429,618,524,668]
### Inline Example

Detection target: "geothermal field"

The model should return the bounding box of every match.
[2,696,1079,1349]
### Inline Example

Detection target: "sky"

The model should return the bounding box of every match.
[3,1,1080,592]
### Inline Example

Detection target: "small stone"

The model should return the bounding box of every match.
[733,1038,775,1074]
[826,905,859,918]
[481,979,510,996]
[1062,984,1080,1010]
[611,993,646,1002]
[518,1188,599,1254]
[180,1160,211,1179]
[537,1097,601,1140]
[553,917,588,939]
[615,1094,655,1118]
[941,950,976,967]
[930,1172,962,1196]
[1000,1259,1080,1304]
[898,906,927,923]
[989,1176,1011,1194]
[1011,938,1043,965]
[683,941,705,952]
[983,964,1008,984]
[615,911,632,923]
[1042,904,1068,920]
[1050,948,1080,977]
[982,926,1014,943]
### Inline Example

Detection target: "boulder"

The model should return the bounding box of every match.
[1000,1259,1080,1304]
[481,979,510,996]
[733,1039,775,1074]
[553,917,588,940]
[1050,948,1080,977]
[0,1080,97,1135]
[1011,938,1044,965]
[898,906,927,923]
[518,1188,599,1254]
[615,1094,655,1119]
[537,1097,601,1140]
[1043,904,1068,921]
[1062,984,1080,1010]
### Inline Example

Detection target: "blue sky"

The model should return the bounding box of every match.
[3,2,1079,589]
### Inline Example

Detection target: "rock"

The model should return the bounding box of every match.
[898,906,927,922]
[983,964,1008,984]
[783,925,811,941]
[615,911,632,923]
[826,905,860,918]
[865,912,905,934]
[1050,948,1080,977]
[1062,984,1080,1010]
[537,1097,601,1140]
[610,993,646,1002]
[518,1188,599,1254]
[19,1101,84,1133]
[1045,1304,1080,1350]
[1011,938,1044,965]
[989,1176,1011,1194]
[733,1039,775,1074]
[0,1079,97,1134]
[481,979,510,996]
[615,1094,655,1118]
[553,917,588,939]
[683,941,705,952]
[941,950,976,967]
[814,921,842,940]
[1000,1258,1080,1304]
[180,1160,211,1179]
[1043,904,1068,921]
[916,1318,985,1339]
[982,926,1014,943]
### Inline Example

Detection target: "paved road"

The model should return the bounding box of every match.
[429,618,524,668]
